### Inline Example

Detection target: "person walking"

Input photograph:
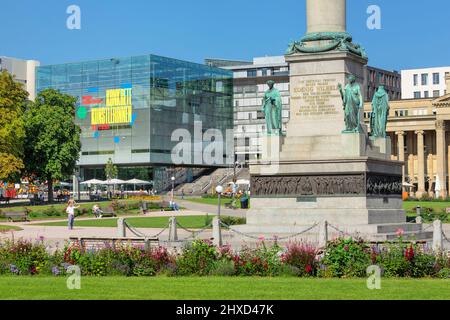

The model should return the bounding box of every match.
[66,199,80,230]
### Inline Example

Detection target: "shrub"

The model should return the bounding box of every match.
[210,259,236,276]
[175,240,218,276]
[233,241,283,276]
[320,238,371,278]
[220,216,246,226]
[281,242,318,277]
[43,206,62,217]
[0,239,50,275]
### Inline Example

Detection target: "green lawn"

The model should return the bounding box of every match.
[34,215,214,229]
[404,200,450,212]
[0,200,161,221]
[184,197,246,208]
[0,276,448,300]
[0,225,22,232]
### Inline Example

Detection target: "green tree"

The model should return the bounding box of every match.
[24,89,81,202]
[104,158,118,199]
[105,158,118,181]
[0,70,28,180]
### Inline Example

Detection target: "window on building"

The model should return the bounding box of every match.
[234,86,243,94]
[414,91,421,99]
[395,110,409,117]
[244,85,257,94]
[247,69,257,77]
[245,137,250,147]
[433,73,440,85]
[413,74,418,86]
[424,91,429,98]
[421,74,428,86]
[433,90,440,97]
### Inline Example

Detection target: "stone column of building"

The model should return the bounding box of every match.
[415,130,426,197]
[436,120,448,198]
[396,131,406,183]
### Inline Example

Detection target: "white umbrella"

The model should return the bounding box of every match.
[105,179,126,185]
[125,179,152,185]
[125,178,152,191]
[80,179,106,185]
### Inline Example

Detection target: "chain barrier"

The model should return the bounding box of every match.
[327,223,362,239]
[221,221,319,241]
[123,219,169,238]
[176,221,213,240]
[442,231,450,244]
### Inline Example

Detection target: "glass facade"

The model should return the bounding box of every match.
[36,54,233,185]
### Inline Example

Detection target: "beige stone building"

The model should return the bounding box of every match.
[364,74,450,198]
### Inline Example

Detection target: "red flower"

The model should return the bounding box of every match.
[305,265,312,273]
[405,244,415,261]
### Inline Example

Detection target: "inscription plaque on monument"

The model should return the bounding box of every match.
[292,78,341,117]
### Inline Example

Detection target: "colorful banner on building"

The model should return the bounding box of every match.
[82,86,133,126]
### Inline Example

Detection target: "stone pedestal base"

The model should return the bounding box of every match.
[237,134,430,242]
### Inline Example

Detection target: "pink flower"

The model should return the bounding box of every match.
[396,228,405,237]
[258,236,265,242]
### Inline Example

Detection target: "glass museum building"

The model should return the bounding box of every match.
[36,54,234,190]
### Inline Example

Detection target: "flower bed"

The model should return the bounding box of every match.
[0,237,449,278]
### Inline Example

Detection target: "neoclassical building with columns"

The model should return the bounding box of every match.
[363,74,450,198]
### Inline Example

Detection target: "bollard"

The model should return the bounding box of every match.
[169,217,178,241]
[318,221,328,249]
[416,206,422,224]
[117,218,126,237]
[144,238,151,251]
[212,217,222,247]
[433,220,443,253]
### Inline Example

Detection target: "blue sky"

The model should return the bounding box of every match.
[1,0,449,70]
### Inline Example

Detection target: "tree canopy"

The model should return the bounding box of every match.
[24,89,81,201]
[0,70,28,180]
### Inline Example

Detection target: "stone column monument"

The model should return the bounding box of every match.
[234,0,431,241]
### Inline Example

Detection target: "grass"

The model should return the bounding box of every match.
[184,196,246,209]
[0,225,22,232]
[0,200,163,221]
[0,276,448,300]
[404,200,450,212]
[33,215,215,229]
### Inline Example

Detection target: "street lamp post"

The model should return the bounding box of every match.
[171,176,175,199]
[216,185,223,219]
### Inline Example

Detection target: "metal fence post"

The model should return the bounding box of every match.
[212,217,222,247]
[433,220,443,253]
[169,217,178,241]
[117,218,126,237]
[319,220,328,249]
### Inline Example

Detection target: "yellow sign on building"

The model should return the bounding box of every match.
[91,88,132,125]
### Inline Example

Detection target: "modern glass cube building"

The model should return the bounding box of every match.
[36,54,233,190]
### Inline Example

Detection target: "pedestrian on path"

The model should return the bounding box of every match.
[66,199,80,230]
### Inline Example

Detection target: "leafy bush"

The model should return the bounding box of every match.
[43,206,62,217]
[221,216,246,226]
[0,239,51,275]
[320,238,371,278]
[175,240,218,276]
[418,207,449,223]
[281,242,318,277]
[210,260,236,276]
[233,241,283,276]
